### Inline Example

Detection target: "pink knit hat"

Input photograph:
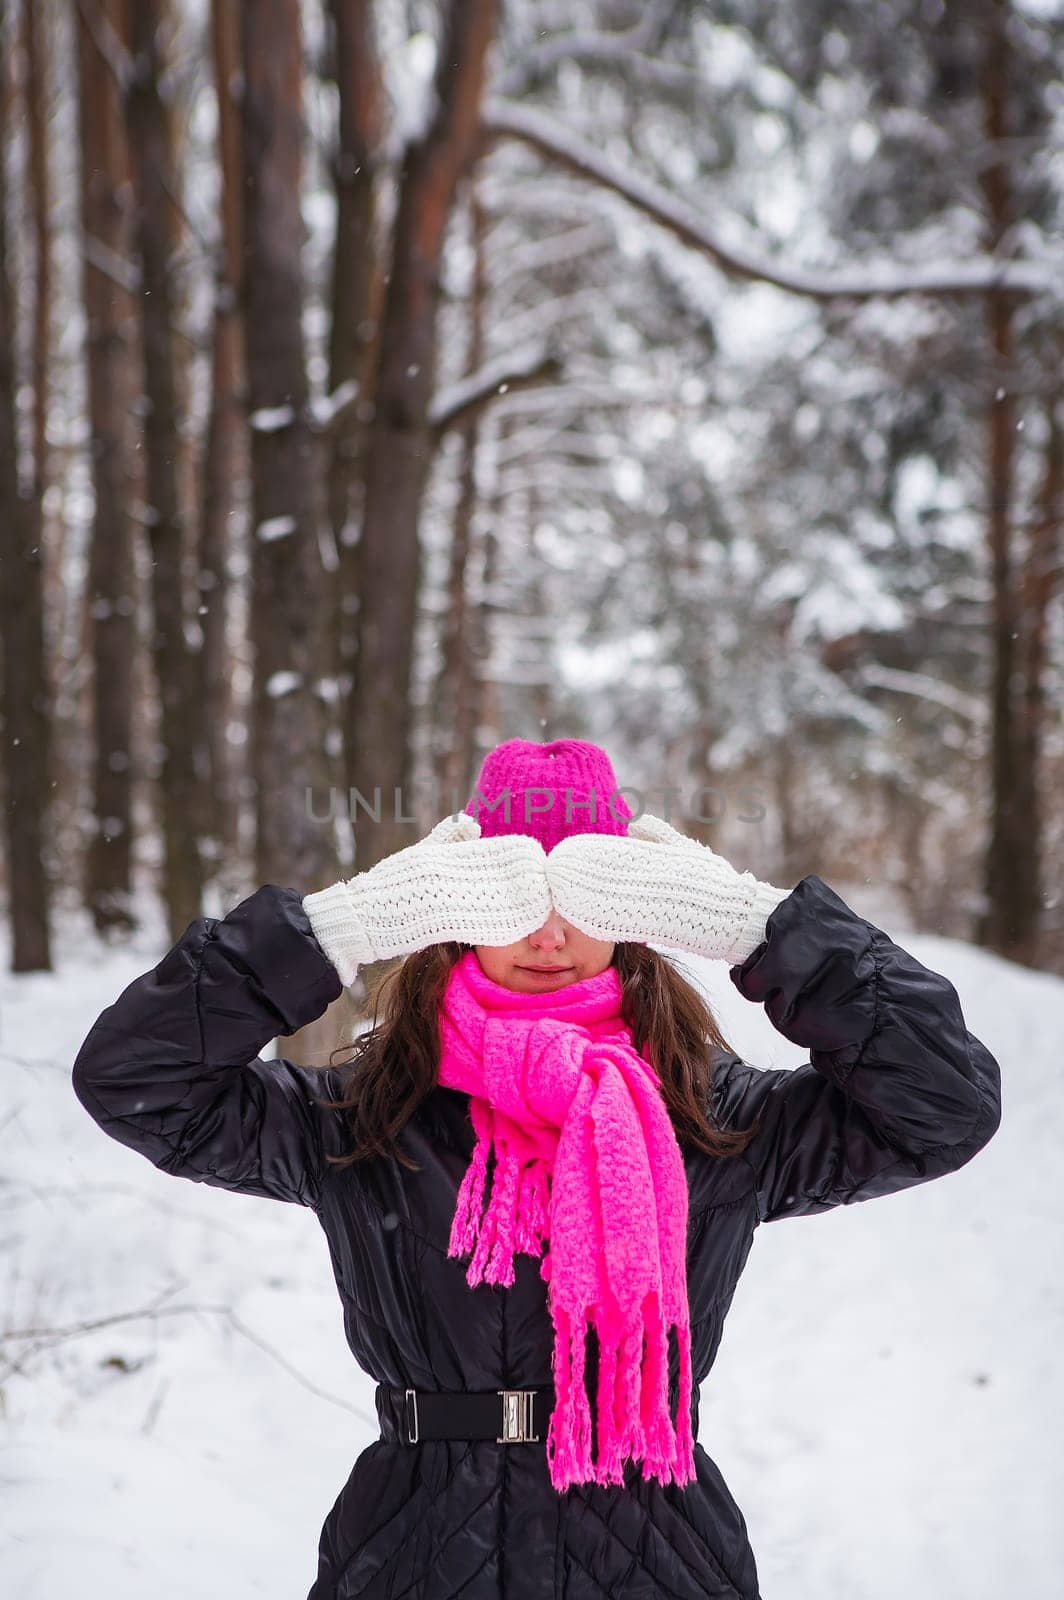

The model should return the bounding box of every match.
[464,737,633,855]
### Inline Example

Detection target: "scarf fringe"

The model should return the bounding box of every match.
[545,1294,697,1492]
[448,1102,491,1262]
[448,1121,552,1291]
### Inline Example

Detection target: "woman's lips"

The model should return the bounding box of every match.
[518,965,572,974]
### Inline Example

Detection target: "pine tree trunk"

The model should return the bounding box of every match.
[25,0,49,504]
[347,0,499,869]
[1014,394,1063,966]
[74,0,137,934]
[978,0,1036,959]
[198,0,248,899]
[468,411,507,767]
[126,0,206,940]
[241,0,332,891]
[327,0,384,767]
[432,179,489,816]
[0,4,52,972]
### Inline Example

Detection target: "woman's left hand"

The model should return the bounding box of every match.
[545,813,791,964]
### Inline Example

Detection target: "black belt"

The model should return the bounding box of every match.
[375,1384,555,1444]
[375,1383,700,1446]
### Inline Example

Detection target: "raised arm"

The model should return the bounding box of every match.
[712,874,1002,1222]
[72,822,555,1207]
[71,884,346,1207]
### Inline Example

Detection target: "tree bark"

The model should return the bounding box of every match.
[241,0,332,891]
[0,1,52,972]
[1013,392,1063,966]
[348,0,499,869]
[468,409,507,769]
[126,0,206,939]
[25,0,49,503]
[74,0,138,934]
[326,0,385,753]
[198,0,248,898]
[431,178,489,816]
[977,0,1034,959]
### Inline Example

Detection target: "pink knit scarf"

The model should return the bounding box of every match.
[436,949,697,1493]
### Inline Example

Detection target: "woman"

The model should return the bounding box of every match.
[71,737,1002,1599]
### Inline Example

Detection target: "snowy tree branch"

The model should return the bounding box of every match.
[479,98,1062,304]
[428,339,564,436]
[853,664,988,724]
[82,234,141,294]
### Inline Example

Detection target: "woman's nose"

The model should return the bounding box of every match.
[529,911,567,949]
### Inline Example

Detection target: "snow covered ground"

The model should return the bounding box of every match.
[1,883,1059,1598]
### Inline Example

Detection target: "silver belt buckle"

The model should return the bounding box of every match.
[497,1388,539,1443]
[404,1387,419,1444]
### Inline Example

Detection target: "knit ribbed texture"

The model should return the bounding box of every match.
[546,815,790,964]
[438,949,697,1494]
[465,737,633,854]
[730,875,793,963]
[302,817,551,985]
[300,878,366,987]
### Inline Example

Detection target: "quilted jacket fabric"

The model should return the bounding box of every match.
[71,872,1002,1599]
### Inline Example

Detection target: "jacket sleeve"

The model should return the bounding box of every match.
[71,883,345,1209]
[711,874,1002,1224]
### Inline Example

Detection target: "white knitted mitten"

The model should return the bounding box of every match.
[545,813,791,964]
[302,813,553,985]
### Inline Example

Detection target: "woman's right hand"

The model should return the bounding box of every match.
[302,814,552,985]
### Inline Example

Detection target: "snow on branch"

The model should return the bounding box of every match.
[479,98,1061,304]
[248,404,296,434]
[854,663,988,724]
[83,234,141,294]
[428,339,564,436]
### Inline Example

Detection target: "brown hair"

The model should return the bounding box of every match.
[313,942,763,1173]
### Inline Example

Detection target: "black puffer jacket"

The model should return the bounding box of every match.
[71,873,1002,1599]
